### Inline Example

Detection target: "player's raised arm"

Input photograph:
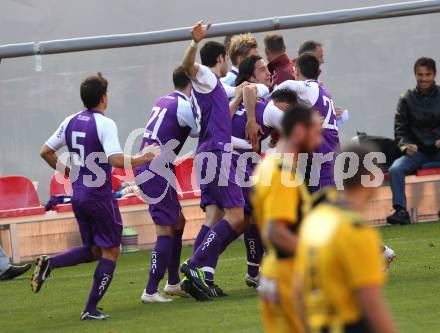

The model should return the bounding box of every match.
[182,21,212,78]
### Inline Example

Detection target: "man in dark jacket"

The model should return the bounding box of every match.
[264,33,294,89]
[387,57,440,225]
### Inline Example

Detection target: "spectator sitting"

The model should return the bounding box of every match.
[263,33,294,89]
[387,57,440,225]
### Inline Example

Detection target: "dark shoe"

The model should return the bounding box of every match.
[180,260,210,294]
[31,255,51,293]
[180,278,212,302]
[0,263,32,281]
[80,310,110,321]
[206,281,227,297]
[387,209,411,225]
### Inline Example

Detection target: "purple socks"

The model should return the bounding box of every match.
[244,224,264,278]
[167,230,184,285]
[145,235,173,294]
[189,219,237,281]
[50,246,94,270]
[84,258,116,314]
[193,225,210,253]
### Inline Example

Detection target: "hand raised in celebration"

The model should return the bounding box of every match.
[192,21,212,43]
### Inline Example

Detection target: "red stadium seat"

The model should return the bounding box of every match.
[0,176,45,218]
[175,157,200,200]
[112,167,135,192]
[50,173,72,196]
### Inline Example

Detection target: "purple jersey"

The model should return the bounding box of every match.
[309,80,340,159]
[140,91,197,158]
[275,79,340,163]
[190,65,232,153]
[46,109,123,200]
[231,100,273,145]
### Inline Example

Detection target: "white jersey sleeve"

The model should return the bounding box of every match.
[94,113,123,158]
[221,71,237,87]
[263,101,284,130]
[45,114,76,151]
[231,136,252,150]
[222,82,270,99]
[274,80,319,107]
[192,64,218,94]
[177,97,199,138]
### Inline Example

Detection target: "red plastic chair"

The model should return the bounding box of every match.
[175,157,200,200]
[112,167,135,192]
[0,176,45,218]
[50,173,72,196]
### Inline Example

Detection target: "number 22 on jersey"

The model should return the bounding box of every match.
[322,96,338,131]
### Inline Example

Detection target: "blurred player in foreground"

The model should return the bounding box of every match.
[252,104,323,332]
[296,144,398,333]
[35,73,159,320]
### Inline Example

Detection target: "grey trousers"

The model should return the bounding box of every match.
[0,246,11,276]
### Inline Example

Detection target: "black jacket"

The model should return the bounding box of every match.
[394,84,440,155]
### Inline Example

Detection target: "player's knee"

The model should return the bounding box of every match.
[101,246,120,261]
[156,225,174,237]
[90,245,102,260]
[224,208,244,227]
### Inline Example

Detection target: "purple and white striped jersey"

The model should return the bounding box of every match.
[275,79,340,160]
[190,65,232,153]
[140,91,198,158]
[46,109,123,199]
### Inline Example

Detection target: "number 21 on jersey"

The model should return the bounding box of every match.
[144,106,168,140]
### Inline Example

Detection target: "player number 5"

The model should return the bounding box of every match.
[72,131,86,166]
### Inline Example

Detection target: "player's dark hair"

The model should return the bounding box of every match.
[263,33,286,54]
[80,72,108,109]
[298,40,322,56]
[281,104,313,138]
[235,55,262,86]
[271,89,298,106]
[341,143,380,190]
[414,57,436,73]
[200,41,226,68]
[295,53,320,80]
[173,66,190,90]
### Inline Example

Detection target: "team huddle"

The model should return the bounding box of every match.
[31,21,398,332]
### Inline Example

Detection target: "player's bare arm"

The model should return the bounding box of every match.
[358,286,398,333]
[40,144,70,177]
[182,21,212,78]
[108,144,160,169]
[229,82,248,116]
[243,84,263,151]
[265,219,298,256]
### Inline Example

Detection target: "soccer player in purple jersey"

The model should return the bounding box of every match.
[275,53,341,192]
[178,21,252,299]
[34,73,159,320]
[135,66,199,303]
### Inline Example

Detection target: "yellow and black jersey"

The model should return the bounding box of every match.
[296,196,386,332]
[252,154,311,278]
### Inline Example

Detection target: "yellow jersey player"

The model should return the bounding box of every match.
[252,104,323,333]
[296,144,398,333]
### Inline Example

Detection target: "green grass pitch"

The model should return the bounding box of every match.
[1,222,439,333]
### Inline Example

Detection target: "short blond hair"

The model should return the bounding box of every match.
[228,33,258,66]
